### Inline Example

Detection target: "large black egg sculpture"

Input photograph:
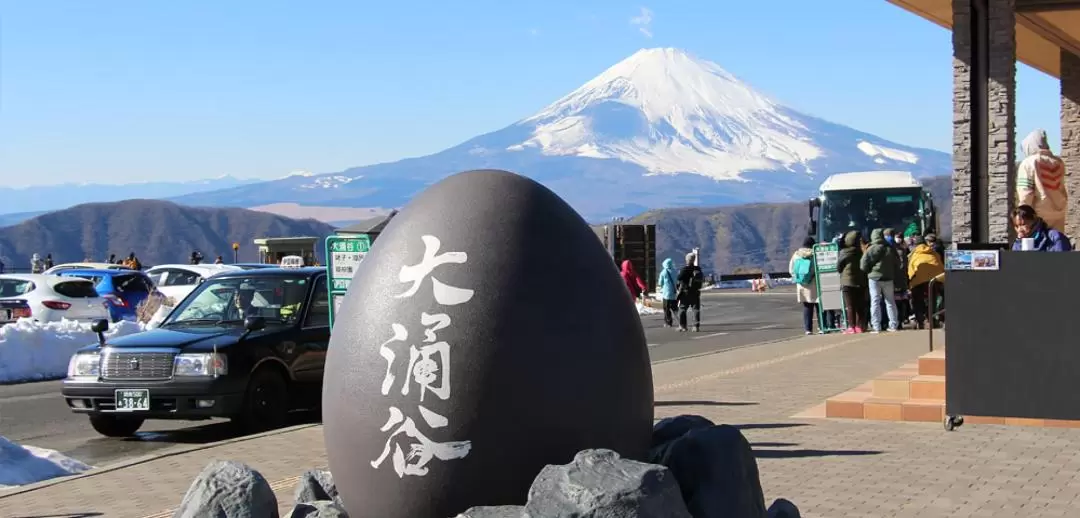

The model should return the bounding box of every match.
[322,169,654,518]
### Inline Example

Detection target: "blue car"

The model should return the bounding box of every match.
[57,269,163,322]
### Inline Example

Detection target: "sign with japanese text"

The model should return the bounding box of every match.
[325,234,372,328]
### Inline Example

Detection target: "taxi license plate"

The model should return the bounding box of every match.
[114,389,150,411]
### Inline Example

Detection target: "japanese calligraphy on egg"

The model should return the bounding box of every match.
[370,234,474,478]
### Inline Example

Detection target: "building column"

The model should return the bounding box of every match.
[951,0,1017,244]
[1063,50,1080,238]
[952,0,975,244]
[986,0,1017,244]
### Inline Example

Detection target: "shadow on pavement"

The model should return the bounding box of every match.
[14,514,104,518]
[733,423,810,430]
[753,449,882,459]
[126,411,319,444]
[655,400,758,407]
[751,442,799,448]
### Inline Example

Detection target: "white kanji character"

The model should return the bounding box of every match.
[395,235,474,306]
[378,323,408,395]
[369,406,472,478]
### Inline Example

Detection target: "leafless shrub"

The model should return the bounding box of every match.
[135,295,176,323]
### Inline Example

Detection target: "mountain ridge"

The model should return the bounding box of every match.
[168,47,949,220]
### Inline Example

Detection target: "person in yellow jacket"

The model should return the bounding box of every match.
[907,236,945,330]
[1016,129,1068,232]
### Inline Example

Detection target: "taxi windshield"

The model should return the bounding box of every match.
[164,276,309,326]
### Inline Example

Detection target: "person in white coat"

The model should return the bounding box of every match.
[789,237,819,335]
[1017,128,1068,232]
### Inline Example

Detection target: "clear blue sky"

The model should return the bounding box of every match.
[0,0,1063,187]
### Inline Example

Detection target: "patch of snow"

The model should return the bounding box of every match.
[145,305,174,329]
[636,303,661,315]
[0,436,92,488]
[299,175,354,189]
[856,141,920,164]
[511,48,822,179]
[282,170,315,179]
[0,319,145,384]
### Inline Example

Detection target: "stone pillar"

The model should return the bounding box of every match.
[952,0,974,244]
[1063,50,1080,238]
[986,0,1017,243]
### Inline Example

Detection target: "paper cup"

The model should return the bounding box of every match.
[1021,237,1035,251]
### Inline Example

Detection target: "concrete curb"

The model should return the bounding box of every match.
[0,422,321,498]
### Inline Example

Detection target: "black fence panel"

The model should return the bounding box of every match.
[946,251,1080,420]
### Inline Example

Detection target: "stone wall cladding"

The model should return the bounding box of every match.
[952,0,973,244]
[986,0,1016,244]
[1062,50,1080,239]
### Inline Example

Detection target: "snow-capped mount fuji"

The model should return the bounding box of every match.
[172,47,950,220]
[509,47,824,179]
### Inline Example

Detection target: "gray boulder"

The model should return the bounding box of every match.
[651,424,767,518]
[173,460,279,518]
[523,449,691,518]
[454,506,525,517]
[293,469,339,504]
[286,500,349,518]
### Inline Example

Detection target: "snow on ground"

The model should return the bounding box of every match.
[0,319,145,384]
[0,436,91,488]
[636,303,661,315]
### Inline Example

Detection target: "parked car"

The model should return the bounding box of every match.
[45,262,133,275]
[56,269,162,322]
[62,267,330,437]
[0,298,32,325]
[145,264,241,304]
[0,274,110,323]
[231,263,279,270]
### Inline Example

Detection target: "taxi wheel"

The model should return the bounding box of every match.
[235,368,289,433]
[89,414,144,437]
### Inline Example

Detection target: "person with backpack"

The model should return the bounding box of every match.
[836,230,868,334]
[676,251,704,332]
[860,228,900,333]
[657,257,679,328]
[788,237,819,335]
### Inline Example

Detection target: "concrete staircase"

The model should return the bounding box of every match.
[825,349,946,423]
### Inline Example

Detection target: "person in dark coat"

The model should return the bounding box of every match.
[676,252,704,332]
[836,230,868,333]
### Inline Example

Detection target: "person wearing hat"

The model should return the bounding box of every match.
[1017,128,1068,232]
[907,234,945,330]
[924,233,945,258]
[676,251,704,332]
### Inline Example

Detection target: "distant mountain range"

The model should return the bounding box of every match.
[0,200,335,270]
[161,47,950,221]
[0,176,262,215]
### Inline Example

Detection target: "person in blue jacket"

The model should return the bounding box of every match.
[1012,204,1072,252]
[657,257,679,327]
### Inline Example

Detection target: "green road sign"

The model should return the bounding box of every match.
[325,234,371,328]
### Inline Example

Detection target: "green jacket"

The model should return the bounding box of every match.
[836,231,867,288]
[860,228,898,282]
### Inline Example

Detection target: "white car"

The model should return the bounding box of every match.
[145,264,241,304]
[0,274,110,323]
[44,262,133,275]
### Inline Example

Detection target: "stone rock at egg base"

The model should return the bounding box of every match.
[286,500,350,518]
[649,414,716,460]
[172,460,279,518]
[650,424,768,518]
[292,469,339,505]
[767,498,802,518]
[322,170,654,518]
[522,449,691,518]
[454,505,526,517]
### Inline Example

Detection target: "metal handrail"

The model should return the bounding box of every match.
[928,273,945,351]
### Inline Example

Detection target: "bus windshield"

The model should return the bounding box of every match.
[818,188,922,243]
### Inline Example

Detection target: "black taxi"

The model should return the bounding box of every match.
[62,267,330,437]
